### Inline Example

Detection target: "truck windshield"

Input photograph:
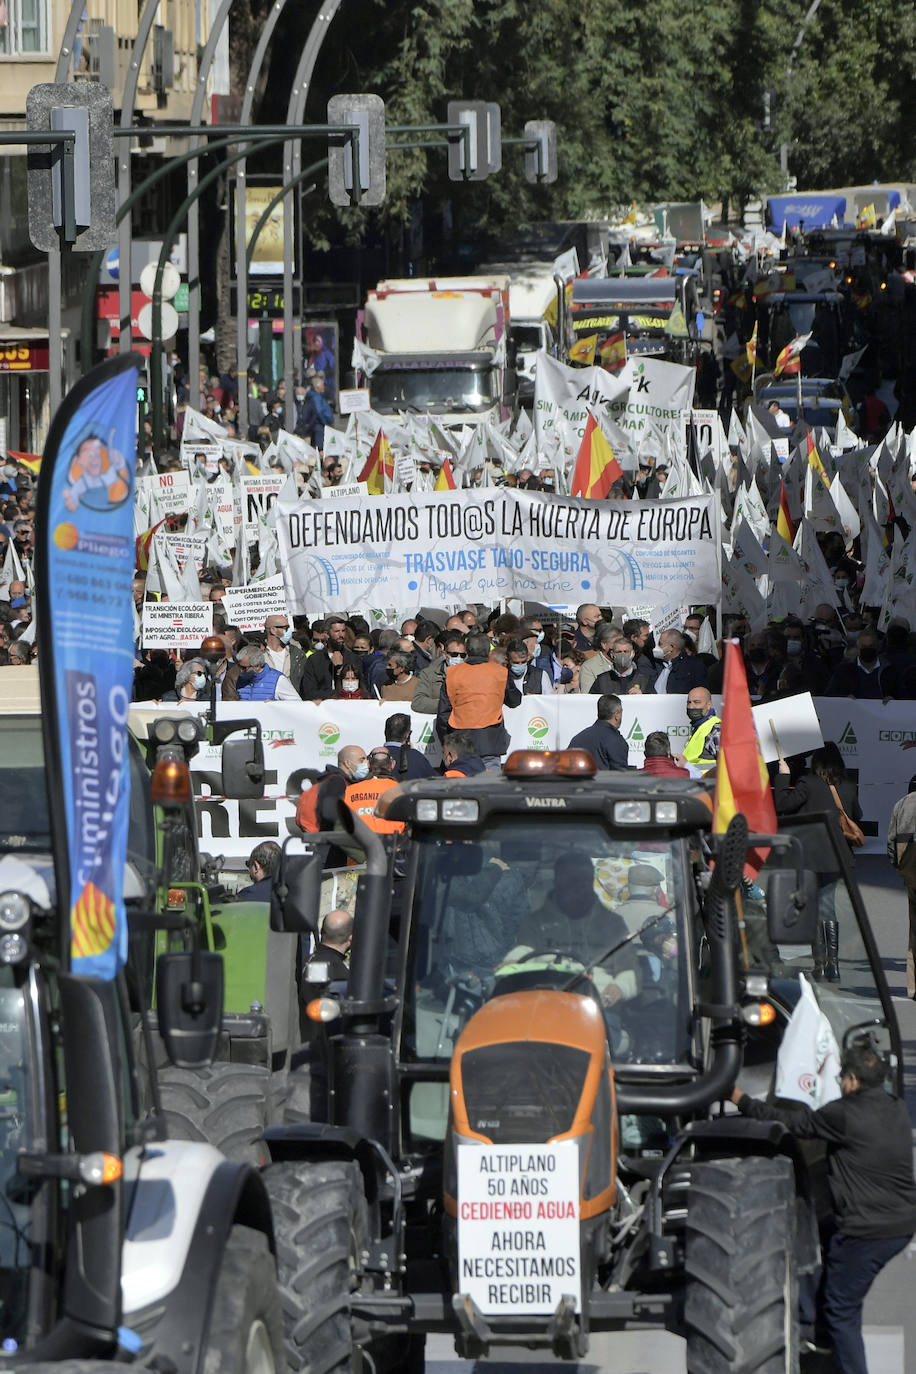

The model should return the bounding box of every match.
[371,366,498,414]
[0,719,51,852]
[403,817,693,1073]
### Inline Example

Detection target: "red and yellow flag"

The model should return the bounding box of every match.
[746,320,758,366]
[773,331,811,377]
[806,428,830,485]
[135,517,166,572]
[570,410,622,500]
[598,331,627,371]
[713,641,777,878]
[569,334,597,365]
[435,456,456,491]
[7,450,41,475]
[358,428,394,495]
[776,479,795,544]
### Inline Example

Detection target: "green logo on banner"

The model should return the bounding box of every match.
[627,719,644,742]
[840,722,858,747]
[527,716,549,740]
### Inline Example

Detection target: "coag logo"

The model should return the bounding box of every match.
[318,721,340,755]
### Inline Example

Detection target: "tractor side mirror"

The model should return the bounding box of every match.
[270,837,323,934]
[766,869,819,943]
[156,950,224,1067]
[221,733,265,799]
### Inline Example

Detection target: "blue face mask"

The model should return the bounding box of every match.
[351,761,370,782]
[279,627,293,645]
[511,662,527,677]
[10,597,26,609]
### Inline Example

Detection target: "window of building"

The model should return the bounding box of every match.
[0,0,51,56]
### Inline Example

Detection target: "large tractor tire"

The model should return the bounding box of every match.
[685,1155,798,1374]
[204,1224,286,1374]
[263,1158,367,1374]
[158,1061,269,1165]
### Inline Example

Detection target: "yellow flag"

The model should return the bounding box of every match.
[569,334,597,365]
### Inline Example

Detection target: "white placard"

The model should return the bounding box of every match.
[160,532,208,573]
[691,408,727,468]
[395,453,416,488]
[321,481,367,500]
[142,601,214,649]
[339,388,371,414]
[242,473,284,527]
[136,470,191,517]
[278,488,721,616]
[752,692,824,764]
[221,575,289,632]
[457,1141,580,1315]
[181,440,221,475]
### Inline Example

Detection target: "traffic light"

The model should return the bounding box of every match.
[25,82,115,251]
[524,119,558,185]
[447,101,501,181]
[327,94,386,207]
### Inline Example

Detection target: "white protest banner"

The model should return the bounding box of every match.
[339,388,371,414]
[142,600,213,649]
[136,469,191,518]
[183,698,908,858]
[208,476,238,544]
[607,357,695,465]
[692,408,728,468]
[242,474,284,528]
[222,575,289,632]
[457,1141,581,1316]
[752,692,823,764]
[533,354,629,468]
[277,488,721,616]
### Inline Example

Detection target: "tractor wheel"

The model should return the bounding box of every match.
[263,1158,367,1374]
[158,1061,269,1164]
[685,1155,798,1374]
[204,1224,286,1374]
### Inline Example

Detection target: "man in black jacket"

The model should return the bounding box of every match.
[306,908,352,982]
[299,617,363,699]
[731,1043,916,1371]
[568,695,630,770]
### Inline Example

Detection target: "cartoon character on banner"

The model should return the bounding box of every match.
[62,429,131,512]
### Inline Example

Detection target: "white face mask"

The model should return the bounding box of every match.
[653,645,666,660]
[191,673,206,690]
[279,627,293,645]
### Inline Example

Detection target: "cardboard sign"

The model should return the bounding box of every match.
[457,1141,580,1315]
[222,576,289,633]
[321,481,367,500]
[339,388,371,414]
[141,601,214,649]
[752,692,823,764]
[136,470,191,517]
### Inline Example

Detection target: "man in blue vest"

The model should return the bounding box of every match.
[235,642,300,701]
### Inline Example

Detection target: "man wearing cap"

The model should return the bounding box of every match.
[614,865,671,934]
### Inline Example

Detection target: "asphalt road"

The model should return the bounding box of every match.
[426,854,916,1374]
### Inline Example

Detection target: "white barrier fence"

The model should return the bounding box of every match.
[188,696,915,860]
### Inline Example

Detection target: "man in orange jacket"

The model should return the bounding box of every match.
[342,749,405,835]
[435,634,522,770]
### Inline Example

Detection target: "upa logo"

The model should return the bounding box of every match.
[839,721,858,756]
[318,721,340,756]
[527,716,550,751]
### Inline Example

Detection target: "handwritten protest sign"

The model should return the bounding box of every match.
[141,601,214,649]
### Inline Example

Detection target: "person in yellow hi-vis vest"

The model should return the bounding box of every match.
[676,686,721,776]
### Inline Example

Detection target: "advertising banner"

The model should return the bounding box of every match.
[181,696,912,860]
[37,355,141,978]
[277,488,721,617]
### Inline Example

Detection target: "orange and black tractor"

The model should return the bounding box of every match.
[262,750,902,1374]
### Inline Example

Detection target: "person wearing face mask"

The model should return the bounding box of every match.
[436,632,522,770]
[591,635,657,696]
[235,642,300,701]
[411,631,462,714]
[342,749,406,836]
[334,665,367,699]
[263,613,306,695]
[743,630,786,703]
[824,632,887,700]
[506,638,554,695]
[676,687,721,775]
[379,648,418,703]
[296,745,371,867]
[653,629,709,695]
[782,621,828,694]
[162,658,208,705]
[577,622,620,694]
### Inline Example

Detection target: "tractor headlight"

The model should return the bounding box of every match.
[0,933,28,965]
[441,800,479,823]
[0,892,30,932]
[614,801,651,824]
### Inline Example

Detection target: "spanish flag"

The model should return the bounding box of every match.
[746,321,758,367]
[806,428,830,486]
[569,334,597,365]
[713,640,777,878]
[358,428,394,495]
[435,456,456,491]
[776,479,795,544]
[598,331,627,371]
[773,331,811,377]
[7,450,41,476]
[135,517,166,572]
[570,410,622,500]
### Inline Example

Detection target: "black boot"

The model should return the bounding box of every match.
[811,922,827,980]
[824,919,840,982]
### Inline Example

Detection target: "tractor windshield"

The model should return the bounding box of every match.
[0,969,36,1345]
[402,816,695,1080]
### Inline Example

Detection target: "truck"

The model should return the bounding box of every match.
[259,749,901,1373]
[0,666,286,1372]
[356,276,513,425]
